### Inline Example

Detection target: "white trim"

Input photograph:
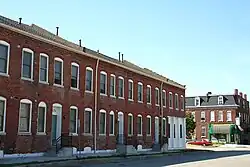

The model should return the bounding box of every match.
[39,53,49,84]
[0,40,10,77]
[71,62,80,90]
[54,57,64,87]
[109,111,115,135]
[218,95,224,105]
[37,101,47,134]
[175,93,179,110]
[155,87,160,106]
[210,111,215,122]
[218,110,223,122]
[163,117,167,137]
[194,97,200,106]
[118,76,124,99]
[227,110,232,122]
[180,95,184,111]
[128,113,133,136]
[85,67,94,93]
[137,114,143,136]
[162,90,166,107]
[146,85,152,104]
[169,92,173,109]
[100,71,107,96]
[128,79,134,101]
[18,99,32,135]
[0,96,7,134]
[53,103,62,108]
[201,111,206,122]
[138,82,143,103]
[21,48,34,81]
[84,108,92,135]
[99,109,107,135]
[110,74,116,97]
[146,115,151,136]
[69,106,78,135]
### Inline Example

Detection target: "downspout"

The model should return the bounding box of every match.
[160,82,164,146]
[94,58,100,154]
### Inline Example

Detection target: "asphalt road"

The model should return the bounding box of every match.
[41,150,250,167]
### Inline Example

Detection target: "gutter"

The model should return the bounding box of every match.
[94,58,100,153]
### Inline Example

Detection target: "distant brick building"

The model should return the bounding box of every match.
[186,89,250,144]
[0,15,186,154]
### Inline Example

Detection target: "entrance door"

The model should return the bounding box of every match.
[51,104,62,146]
[118,112,124,144]
[155,117,159,144]
[51,115,57,145]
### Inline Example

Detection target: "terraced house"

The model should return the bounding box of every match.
[0,15,186,156]
[186,89,250,144]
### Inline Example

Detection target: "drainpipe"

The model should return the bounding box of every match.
[94,58,100,154]
[160,82,164,146]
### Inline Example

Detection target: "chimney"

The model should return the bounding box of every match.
[121,54,124,62]
[239,92,243,97]
[118,52,121,61]
[79,39,82,47]
[56,27,59,36]
[234,89,238,95]
[19,18,22,24]
[83,47,86,52]
[244,94,247,100]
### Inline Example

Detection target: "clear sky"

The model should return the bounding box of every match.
[1,0,250,96]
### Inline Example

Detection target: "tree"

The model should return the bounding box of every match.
[186,112,196,139]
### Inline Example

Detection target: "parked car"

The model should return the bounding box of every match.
[187,139,213,146]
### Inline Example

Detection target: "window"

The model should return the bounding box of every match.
[110,74,115,97]
[162,90,166,107]
[118,77,124,98]
[169,92,173,108]
[0,96,6,133]
[99,110,106,135]
[180,124,183,138]
[137,115,142,136]
[128,79,133,100]
[218,96,223,105]
[109,111,114,135]
[181,95,184,110]
[100,71,107,95]
[195,97,200,106]
[37,102,46,133]
[163,118,166,136]
[71,63,79,89]
[146,85,151,104]
[174,124,176,138]
[54,58,63,85]
[128,113,133,136]
[201,126,206,137]
[218,111,223,121]
[84,108,92,134]
[69,106,78,134]
[146,115,151,135]
[0,40,10,75]
[155,88,159,106]
[39,53,49,83]
[210,111,215,122]
[175,94,179,110]
[138,82,143,102]
[201,111,205,122]
[21,48,34,80]
[85,67,93,92]
[192,112,195,121]
[227,111,232,121]
[18,99,32,133]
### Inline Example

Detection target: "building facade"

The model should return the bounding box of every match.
[186,89,250,144]
[0,15,186,154]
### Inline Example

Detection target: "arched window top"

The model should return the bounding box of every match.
[138,114,142,117]
[147,115,151,118]
[138,82,143,85]
[163,89,166,92]
[22,48,34,54]
[54,57,63,62]
[128,79,133,83]
[118,76,124,80]
[100,71,107,75]
[0,96,6,101]
[85,108,92,112]
[109,111,114,115]
[38,101,46,107]
[99,109,106,113]
[128,113,133,116]
[70,106,78,110]
[0,40,10,46]
[155,87,159,90]
[155,116,159,119]
[147,85,151,88]
[20,99,32,104]
[163,117,166,120]
[169,92,173,94]
[86,66,93,71]
[40,53,49,58]
[53,103,62,107]
[71,62,79,67]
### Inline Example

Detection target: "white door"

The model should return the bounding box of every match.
[118,112,124,144]
[155,117,159,144]
[52,104,62,145]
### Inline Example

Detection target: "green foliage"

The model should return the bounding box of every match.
[186,113,196,138]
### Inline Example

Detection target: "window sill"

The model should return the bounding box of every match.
[138,101,143,103]
[109,134,115,136]
[156,104,160,107]
[85,90,94,94]
[118,97,124,100]
[0,132,6,135]
[21,77,34,82]
[18,132,31,136]
[147,103,152,105]
[137,134,143,137]
[69,133,78,136]
[99,134,106,136]
[169,107,173,109]
[70,87,79,91]
[181,109,184,111]
[36,132,46,135]
[53,84,64,88]
[176,108,179,111]
[39,81,49,85]
[146,134,151,137]
[110,95,116,98]
[128,99,134,102]
[0,73,9,77]
[201,136,206,138]
[82,133,92,136]
[100,93,107,96]
[163,106,166,108]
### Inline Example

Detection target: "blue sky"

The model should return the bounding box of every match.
[1,0,250,96]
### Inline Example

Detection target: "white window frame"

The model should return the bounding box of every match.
[54,57,64,87]
[110,74,116,97]
[162,90,166,107]
[85,67,93,93]
[100,71,107,95]
[201,111,205,122]
[69,106,78,135]
[128,113,133,136]
[227,111,232,122]
[218,95,224,105]
[218,111,223,122]
[137,114,143,136]
[118,76,124,99]
[99,109,106,135]
[210,111,215,122]
[71,62,80,90]
[109,111,115,136]
[201,126,206,137]
[0,96,7,134]
[18,99,32,134]
[181,95,184,111]
[146,115,151,136]
[155,87,160,106]
[146,85,151,104]
[21,48,34,81]
[84,108,92,135]
[39,53,49,84]
[175,93,179,110]
[37,101,47,134]
[169,92,173,109]
[163,117,167,137]
[138,82,143,103]
[0,40,10,77]
[195,97,200,106]
[128,79,134,101]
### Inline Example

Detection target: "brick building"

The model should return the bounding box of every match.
[0,15,186,155]
[186,90,250,144]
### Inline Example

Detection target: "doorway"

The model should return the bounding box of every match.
[118,112,124,144]
[51,103,62,145]
[155,117,159,144]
